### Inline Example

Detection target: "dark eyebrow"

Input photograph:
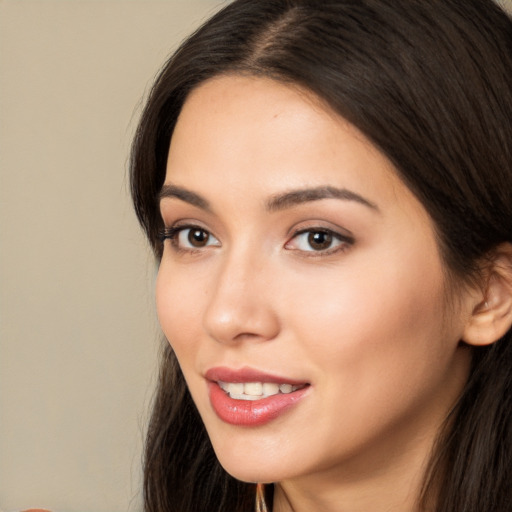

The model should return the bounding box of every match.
[159,184,378,214]
[266,186,379,212]
[159,184,211,211]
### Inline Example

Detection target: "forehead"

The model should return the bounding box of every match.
[165,75,426,223]
[170,77,383,177]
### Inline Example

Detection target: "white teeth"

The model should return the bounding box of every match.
[279,384,293,394]
[244,382,263,396]
[262,382,280,396]
[229,392,261,401]
[218,381,304,401]
[229,382,244,395]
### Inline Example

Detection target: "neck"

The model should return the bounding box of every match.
[272,440,431,512]
[270,397,451,512]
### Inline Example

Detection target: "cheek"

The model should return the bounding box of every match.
[155,261,206,355]
[276,256,457,456]
[283,252,448,388]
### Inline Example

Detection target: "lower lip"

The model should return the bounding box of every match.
[208,382,309,426]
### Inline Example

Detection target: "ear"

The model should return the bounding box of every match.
[463,243,512,347]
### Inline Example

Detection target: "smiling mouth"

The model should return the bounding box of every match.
[218,381,308,401]
[207,369,311,425]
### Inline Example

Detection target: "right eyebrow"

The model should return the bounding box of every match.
[159,184,211,212]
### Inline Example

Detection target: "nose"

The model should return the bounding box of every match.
[203,250,280,345]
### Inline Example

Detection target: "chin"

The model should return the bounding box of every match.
[209,437,303,484]
[218,459,285,484]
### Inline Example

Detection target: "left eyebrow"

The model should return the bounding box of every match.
[266,186,379,212]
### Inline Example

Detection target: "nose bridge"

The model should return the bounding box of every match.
[203,241,279,344]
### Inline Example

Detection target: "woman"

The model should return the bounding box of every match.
[130,1,512,511]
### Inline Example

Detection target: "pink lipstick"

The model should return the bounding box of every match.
[205,367,310,426]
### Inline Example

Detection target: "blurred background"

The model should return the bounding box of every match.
[0,1,225,511]
[1,0,511,511]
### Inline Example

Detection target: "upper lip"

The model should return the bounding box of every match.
[205,366,309,385]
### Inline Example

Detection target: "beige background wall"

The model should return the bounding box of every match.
[0,1,225,511]
[1,1,511,511]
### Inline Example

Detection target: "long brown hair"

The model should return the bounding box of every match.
[130,1,512,510]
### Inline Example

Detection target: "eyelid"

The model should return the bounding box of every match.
[285,226,355,256]
[287,220,354,243]
[159,220,353,257]
[290,225,354,241]
[159,223,221,251]
[159,218,212,239]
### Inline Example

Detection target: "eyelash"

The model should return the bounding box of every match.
[159,224,220,253]
[285,227,354,257]
[159,224,354,256]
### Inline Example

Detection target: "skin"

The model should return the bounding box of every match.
[156,75,477,512]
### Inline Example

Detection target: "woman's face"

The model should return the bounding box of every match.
[156,75,472,486]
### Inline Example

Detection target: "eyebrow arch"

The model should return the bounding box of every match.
[266,186,379,212]
[159,184,379,214]
[159,184,211,211]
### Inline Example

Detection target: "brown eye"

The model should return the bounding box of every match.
[169,226,220,250]
[188,228,210,247]
[307,231,333,250]
[285,227,353,255]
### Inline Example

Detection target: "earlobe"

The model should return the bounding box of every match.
[462,243,512,347]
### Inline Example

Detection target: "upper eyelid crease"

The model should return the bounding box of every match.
[293,227,354,242]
